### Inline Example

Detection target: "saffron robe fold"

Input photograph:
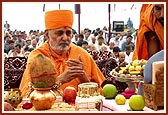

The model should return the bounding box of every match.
[132,4,164,60]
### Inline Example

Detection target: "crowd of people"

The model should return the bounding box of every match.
[4,29,45,58]
[4,24,136,66]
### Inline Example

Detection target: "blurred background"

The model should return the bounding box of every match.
[2,2,143,34]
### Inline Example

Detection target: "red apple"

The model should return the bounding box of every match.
[4,102,15,111]
[63,86,77,102]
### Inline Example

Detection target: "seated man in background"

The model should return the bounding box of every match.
[124,45,133,64]
[8,44,24,57]
[117,52,128,66]
[112,46,121,62]
[81,41,89,51]
[19,10,106,97]
[132,4,164,60]
[120,35,134,52]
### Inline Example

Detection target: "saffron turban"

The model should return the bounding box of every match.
[45,10,74,30]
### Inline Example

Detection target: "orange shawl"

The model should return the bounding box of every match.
[132,4,164,60]
[19,42,106,97]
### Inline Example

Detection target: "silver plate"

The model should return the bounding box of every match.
[110,71,143,82]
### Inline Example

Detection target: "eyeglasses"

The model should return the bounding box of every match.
[55,30,72,37]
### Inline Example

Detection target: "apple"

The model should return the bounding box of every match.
[63,86,77,102]
[129,95,145,111]
[115,94,126,105]
[102,84,117,99]
[4,102,15,111]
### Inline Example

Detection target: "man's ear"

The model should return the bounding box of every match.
[44,30,49,40]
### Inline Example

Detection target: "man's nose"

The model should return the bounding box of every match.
[62,33,69,40]
[160,8,164,18]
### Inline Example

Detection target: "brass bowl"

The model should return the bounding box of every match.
[4,88,22,108]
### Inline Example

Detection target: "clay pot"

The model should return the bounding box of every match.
[29,87,56,110]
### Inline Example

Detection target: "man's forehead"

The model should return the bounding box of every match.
[55,27,72,31]
[119,52,125,55]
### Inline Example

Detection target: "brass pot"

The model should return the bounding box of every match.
[30,87,56,110]
[4,88,22,108]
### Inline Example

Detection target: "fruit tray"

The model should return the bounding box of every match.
[110,71,143,83]
[113,74,143,82]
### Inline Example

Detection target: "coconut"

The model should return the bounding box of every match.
[30,54,56,87]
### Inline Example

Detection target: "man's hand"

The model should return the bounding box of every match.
[57,55,89,84]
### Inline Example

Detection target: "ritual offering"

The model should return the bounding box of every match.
[22,102,33,110]
[102,84,117,99]
[63,86,77,102]
[115,94,126,105]
[30,54,56,88]
[76,82,104,111]
[78,82,99,97]
[4,88,22,108]
[121,89,137,99]
[29,54,57,110]
[4,102,15,111]
[111,59,147,82]
[29,87,56,110]
[129,95,145,111]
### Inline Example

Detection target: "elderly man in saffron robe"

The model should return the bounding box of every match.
[19,10,106,97]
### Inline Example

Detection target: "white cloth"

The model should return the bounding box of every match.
[94,43,107,51]
[111,37,120,48]
[124,52,133,64]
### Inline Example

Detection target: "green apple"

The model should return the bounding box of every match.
[102,84,117,99]
[129,95,145,111]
